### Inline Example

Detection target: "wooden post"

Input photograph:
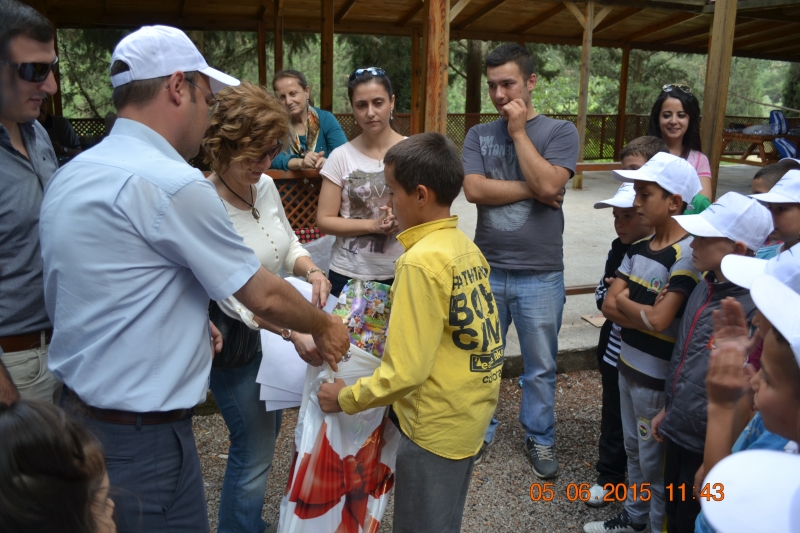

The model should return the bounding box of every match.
[701,0,737,200]
[422,0,450,133]
[257,20,267,86]
[52,25,63,116]
[274,0,284,74]
[573,0,595,190]
[614,44,630,160]
[411,28,422,135]
[320,0,334,112]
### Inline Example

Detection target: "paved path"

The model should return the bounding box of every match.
[451,165,756,359]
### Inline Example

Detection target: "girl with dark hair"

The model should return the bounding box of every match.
[316,67,405,296]
[271,69,348,171]
[0,401,116,533]
[647,84,713,209]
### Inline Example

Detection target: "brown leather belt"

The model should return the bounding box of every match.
[65,388,191,426]
[0,329,53,353]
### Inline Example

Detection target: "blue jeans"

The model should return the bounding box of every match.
[485,268,565,446]
[210,350,282,533]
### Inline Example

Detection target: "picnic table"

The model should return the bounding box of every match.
[720,131,800,167]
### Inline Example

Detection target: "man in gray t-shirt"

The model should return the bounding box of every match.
[462,44,578,480]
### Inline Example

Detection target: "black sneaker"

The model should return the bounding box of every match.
[474,438,493,465]
[583,510,648,533]
[526,437,559,479]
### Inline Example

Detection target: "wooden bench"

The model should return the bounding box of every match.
[720,131,800,167]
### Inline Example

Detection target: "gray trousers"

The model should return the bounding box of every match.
[619,372,666,531]
[1,337,62,403]
[393,431,475,533]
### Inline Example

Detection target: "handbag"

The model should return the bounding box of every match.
[208,300,261,368]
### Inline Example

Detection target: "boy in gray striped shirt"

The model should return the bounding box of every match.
[584,152,702,533]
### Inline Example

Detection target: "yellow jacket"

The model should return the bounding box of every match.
[338,216,503,459]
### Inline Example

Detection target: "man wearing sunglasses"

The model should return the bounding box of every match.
[0,0,61,405]
[38,24,349,533]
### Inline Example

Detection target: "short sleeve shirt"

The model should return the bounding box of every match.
[461,115,579,271]
[40,119,261,411]
[320,142,405,280]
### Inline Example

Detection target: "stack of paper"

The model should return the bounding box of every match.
[256,277,337,411]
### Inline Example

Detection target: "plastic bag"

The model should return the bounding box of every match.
[332,280,392,358]
[278,345,399,533]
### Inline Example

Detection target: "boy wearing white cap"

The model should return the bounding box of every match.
[751,169,800,258]
[647,192,773,532]
[39,25,349,532]
[697,273,800,533]
[584,137,663,508]
[585,152,702,533]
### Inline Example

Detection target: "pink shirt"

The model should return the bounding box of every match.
[687,150,711,180]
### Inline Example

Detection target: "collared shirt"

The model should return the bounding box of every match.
[338,216,503,459]
[40,118,261,411]
[0,120,57,339]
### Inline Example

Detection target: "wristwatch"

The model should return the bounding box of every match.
[280,328,293,341]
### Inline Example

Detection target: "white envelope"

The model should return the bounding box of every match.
[259,384,301,402]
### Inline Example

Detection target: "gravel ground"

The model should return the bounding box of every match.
[194,370,623,532]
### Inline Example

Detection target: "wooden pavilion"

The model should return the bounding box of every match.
[24,0,800,195]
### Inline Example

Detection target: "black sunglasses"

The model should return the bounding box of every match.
[349,67,386,82]
[663,84,692,94]
[255,141,283,163]
[0,56,58,83]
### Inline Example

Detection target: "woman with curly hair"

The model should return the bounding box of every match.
[202,81,331,533]
[647,84,713,210]
[0,401,116,533]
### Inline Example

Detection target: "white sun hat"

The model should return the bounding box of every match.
[594,182,636,209]
[672,192,773,251]
[110,25,240,93]
[750,169,800,204]
[612,152,702,205]
[721,243,800,292]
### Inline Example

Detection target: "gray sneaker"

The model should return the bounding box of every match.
[474,437,494,465]
[526,437,559,479]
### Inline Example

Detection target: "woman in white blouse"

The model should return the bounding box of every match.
[201,81,330,533]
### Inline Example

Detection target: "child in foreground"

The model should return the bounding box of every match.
[695,269,800,533]
[652,192,773,532]
[585,136,663,507]
[318,132,502,533]
[585,152,702,533]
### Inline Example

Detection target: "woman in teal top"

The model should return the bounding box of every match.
[271,70,348,171]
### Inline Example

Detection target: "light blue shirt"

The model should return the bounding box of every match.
[40,118,261,411]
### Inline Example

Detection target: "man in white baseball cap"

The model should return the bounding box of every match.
[613,151,702,211]
[750,169,800,256]
[700,273,800,533]
[40,25,349,532]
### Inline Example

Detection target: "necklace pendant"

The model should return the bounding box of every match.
[251,207,261,221]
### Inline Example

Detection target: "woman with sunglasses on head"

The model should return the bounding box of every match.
[316,67,405,296]
[648,84,713,211]
[271,69,347,171]
[201,81,331,533]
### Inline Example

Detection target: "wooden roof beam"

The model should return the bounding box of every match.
[591,7,641,35]
[514,4,566,34]
[769,41,800,55]
[657,23,709,44]
[450,0,474,22]
[453,0,510,30]
[734,22,793,47]
[335,0,358,23]
[738,32,799,51]
[397,0,424,27]
[622,12,698,43]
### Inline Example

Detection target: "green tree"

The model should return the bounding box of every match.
[783,63,800,117]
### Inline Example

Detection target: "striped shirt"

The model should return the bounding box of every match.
[616,235,700,390]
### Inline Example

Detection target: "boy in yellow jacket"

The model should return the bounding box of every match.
[318,132,503,533]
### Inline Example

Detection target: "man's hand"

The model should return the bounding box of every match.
[311,315,350,372]
[502,99,529,138]
[651,407,666,444]
[209,321,223,356]
[318,378,346,413]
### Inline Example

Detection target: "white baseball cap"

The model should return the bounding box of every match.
[110,25,240,93]
[613,152,702,204]
[594,183,636,209]
[672,192,773,251]
[750,169,800,204]
[701,450,800,533]
[721,243,800,292]
[751,274,800,365]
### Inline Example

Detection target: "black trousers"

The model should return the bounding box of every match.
[664,438,704,533]
[328,269,394,298]
[596,319,628,486]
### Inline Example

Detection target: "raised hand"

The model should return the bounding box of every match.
[503,99,529,138]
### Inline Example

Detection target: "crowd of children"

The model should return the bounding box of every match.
[583,137,800,533]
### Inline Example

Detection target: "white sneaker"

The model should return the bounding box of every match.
[584,483,611,508]
[583,510,649,533]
